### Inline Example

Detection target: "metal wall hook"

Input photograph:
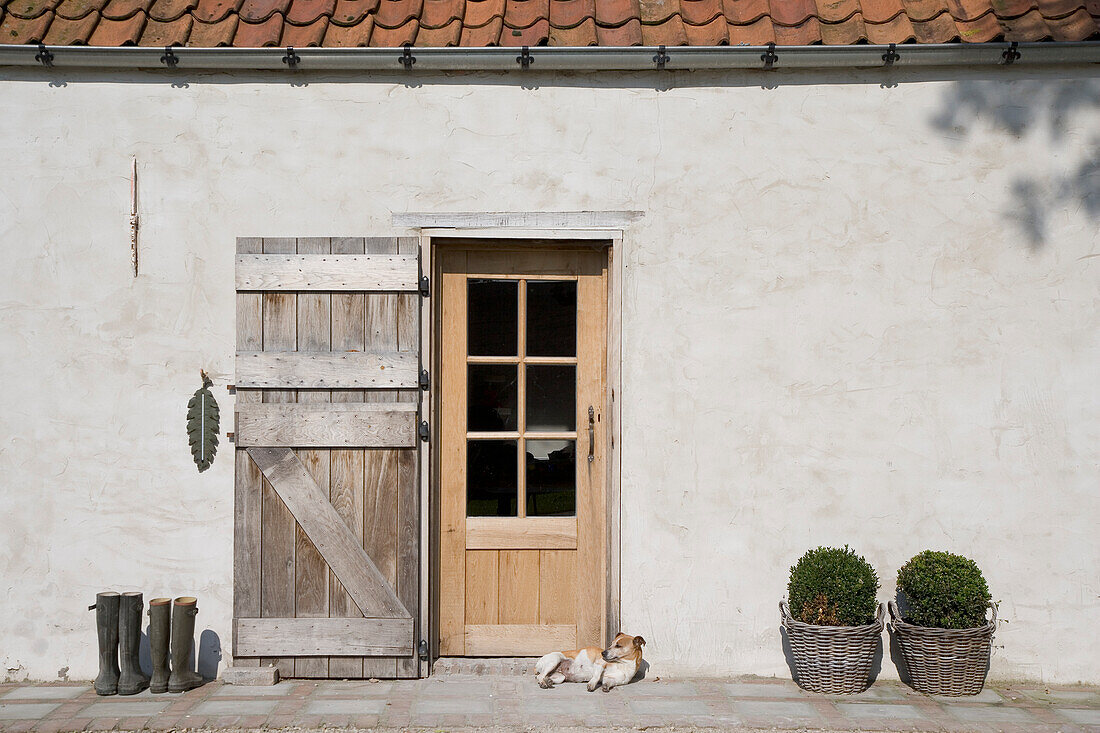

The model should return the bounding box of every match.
[399,43,416,70]
[282,46,300,69]
[761,42,778,69]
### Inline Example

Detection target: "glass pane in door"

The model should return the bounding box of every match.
[468,364,518,432]
[526,365,576,431]
[467,439,518,516]
[468,279,518,356]
[526,281,576,356]
[526,439,576,516]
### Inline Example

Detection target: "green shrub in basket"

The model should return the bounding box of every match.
[788,546,880,626]
[896,550,991,629]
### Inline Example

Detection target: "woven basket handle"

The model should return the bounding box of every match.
[888,599,901,623]
[779,600,792,628]
[988,601,998,632]
[874,602,886,627]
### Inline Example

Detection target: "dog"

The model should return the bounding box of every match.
[535,633,646,692]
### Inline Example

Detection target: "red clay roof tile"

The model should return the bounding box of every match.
[5,0,60,18]
[989,0,1037,16]
[903,0,950,21]
[593,0,636,23]
[943,0,991,20]
[374,0,420,26]
[1047,5,1096,36]
[549,0,592,26]
[192,0,241,22]
[721,0,767,22]
[463,0,502,24]
[0,8,52,39]
[137,12,191,41]
[329,0,376,24]
[421,0,462,26]
[954,7,999,34]
[819,10,864,38]
[773,12,819,38]
[282,11,325,38]
[813,0,857,21]
[595,14,640,40]
[680,0,720,23]
[683,11,726,38]
[233,11,281,41]
[459,12,500,38]
[100,0,151,19]
[88,10,143,38]
[368,13,415,39]
[768,0,815,25]
[859,0,904,22]
[911,9,958,38]
[863,9,914,39]
[321,12,370,38]
[1000,6,1051,35]
[54,0,105,19]
[186,12,236,40]
[638,0,677,23]
[285,0,335,24]
[415,13,459,36]
[503,0,547,27]
[148,0,194,21]
[639,12,686,40]
[239,0,288,23]
[549,12,595,36]
[726,12,773,39]
[500,14,547,38]
[43,10,97,38]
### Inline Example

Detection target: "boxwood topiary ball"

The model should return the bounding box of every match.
[788,546,880,626]
[896,550,991,629]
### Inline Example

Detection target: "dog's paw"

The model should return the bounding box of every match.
[586,684,599,692]
[537,678,553,689]
[601,684,612,693]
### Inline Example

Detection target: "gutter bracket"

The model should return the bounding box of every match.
[517,45,533,69]
[161,46,179,68]
[1002,41,1021,64]
[761,42,778,69]
[882,43,900,66]
[35,43,53,67]
[282,46,300,69]
[399,43,416,70]
[653,44,669,70]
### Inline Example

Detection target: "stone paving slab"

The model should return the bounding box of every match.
[1,688,89,701]
[1059,707,1100,725]
[0,703,61,720]
[837,702,928,719]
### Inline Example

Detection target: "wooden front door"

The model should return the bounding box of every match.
[437,246,608,657]
[233,236,421,679]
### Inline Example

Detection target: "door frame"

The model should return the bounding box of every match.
[418,228,624,672]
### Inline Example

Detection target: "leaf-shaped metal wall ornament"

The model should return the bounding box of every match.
[187,371,220,473]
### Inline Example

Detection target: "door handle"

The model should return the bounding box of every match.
[587,405,595,463]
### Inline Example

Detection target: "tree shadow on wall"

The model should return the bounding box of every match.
[930,78,1100,251]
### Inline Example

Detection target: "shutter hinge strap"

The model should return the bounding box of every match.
[419,421,430,442]
[419,369,430,390]
[419,275,430,297]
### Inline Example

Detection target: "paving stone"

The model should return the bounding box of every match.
[0,704,62,720]
[1058,708,1100,725]
[838,703,927,719]
[616,681,699,697]
[192,699,280,715]
[626,698,711,716]
[2,688,90,701]
[220,667,278,686]
[837,685,910,701]
[210,684,294,697]
[412,697,492,714]
[734,699,820,719]
[315,681,394,696]
[933,688,1004,703]
[946,704,1036,722]
[1022,688,1099,704]
[415,680,495,698]
[725,681,805,698]
[521,696,608,714]
[78,701,170,717]
[301,698,389,715]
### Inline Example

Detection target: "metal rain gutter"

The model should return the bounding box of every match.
[1,41,1098,72]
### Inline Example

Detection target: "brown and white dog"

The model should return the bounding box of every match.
[535,633,646,692]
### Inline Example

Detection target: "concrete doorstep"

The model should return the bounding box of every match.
[0,675,1097,732]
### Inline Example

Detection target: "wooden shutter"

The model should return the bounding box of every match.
[233,237,421,679]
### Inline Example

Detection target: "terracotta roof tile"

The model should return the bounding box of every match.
[459,12,500,38]
[943,0,992,21]
[329,0,376,24]
[593,0,636,23]
[503,0,547,27]
[281,11,325,38]
[192,0,241,22]
[999,6,1052,34]
[639,12,686,40]
[549,12,595,36]
[819,10,864,39]
[595,14,640,40]
[54,0,105,19]
[148,0,194,21]
[500,13,546,38]
[88,8,144,36]
[989,0,1038,16]
[414,13,459,37]
[321,12,370,38]
[46,10,100,38]
[638,0,677,23]
[186,12,236,40]
[368,12,415,39]
[1048,6,1097,37]
[773,12,819,38]
[462,0,501,23]
[100,0,152,19]
[903,0,950,21]
[5,0,60,18]
[0,8,52,40]
[137,13,191,41]
[680,0,720,23]
[768,0,815,25]
[285,0,336,25]
[911,8,958,38]
[374,0,420,25]
[683,11,726,38]
[954,6,999,33]
[721,0,767,22]
[859,0,904,22]
[863,9,914,39]
[813,0,857,21]
[549,0,592,26]
[233,10,282,41]
[421,0,462,26]
[727,12,773,39]
[239,0,288,23]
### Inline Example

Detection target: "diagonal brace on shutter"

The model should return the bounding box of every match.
[247,447,411,620]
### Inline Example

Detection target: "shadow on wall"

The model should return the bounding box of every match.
[138,627,221,681]
[930,79,1100,250]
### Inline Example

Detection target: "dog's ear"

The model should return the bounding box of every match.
[633,636,646,647]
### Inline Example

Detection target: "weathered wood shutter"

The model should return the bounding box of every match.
[233,237,421,679]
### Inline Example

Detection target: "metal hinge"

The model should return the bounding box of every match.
[418,639,429,660]
[419,369,430,390]
[419,421,430,442]
[419,275,430,297]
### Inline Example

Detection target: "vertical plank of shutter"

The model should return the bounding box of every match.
[259,237,298,677]
[233,237,263,667]
[328,237,367,679]
[293,237,332,678]
[362,237,400,679]
[395,236,420,677]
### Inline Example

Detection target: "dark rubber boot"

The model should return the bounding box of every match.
[147,598,172,694]
[89,592,121,696]
[167,597,204,693]
[117,593,150,695]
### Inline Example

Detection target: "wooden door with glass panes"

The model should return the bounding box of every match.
[438,247,608,657]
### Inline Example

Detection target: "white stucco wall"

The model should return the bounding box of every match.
[0,64,1097,684]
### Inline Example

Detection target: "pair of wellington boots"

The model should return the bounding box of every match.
[90,593,203,696]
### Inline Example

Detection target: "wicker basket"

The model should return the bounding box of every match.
[780,600,885,694]
[889,601,996,697]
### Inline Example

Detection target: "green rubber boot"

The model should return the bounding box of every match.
[167,597,204,693]
[147,598,172,694]
[89,592,120,696]
[117,593,150,695]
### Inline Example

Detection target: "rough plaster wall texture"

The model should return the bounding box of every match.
[0,66,1096,683]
